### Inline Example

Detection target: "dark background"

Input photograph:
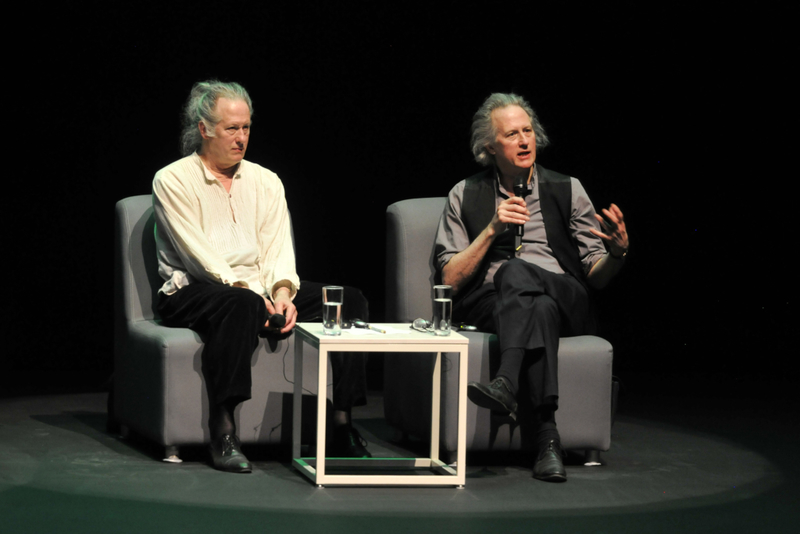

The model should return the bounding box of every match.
[4,1,793,400]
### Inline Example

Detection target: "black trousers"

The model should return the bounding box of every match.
[157,281,369,411]
[456,259,592,410]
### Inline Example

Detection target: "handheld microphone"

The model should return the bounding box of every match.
[267,313,286,329]
[513,175,527,251]
[259,312,287,337]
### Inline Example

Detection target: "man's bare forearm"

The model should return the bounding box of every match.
[442,225,499,294]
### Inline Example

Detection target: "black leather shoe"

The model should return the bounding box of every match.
[467,377,518,420]
[330,426,372,458]
[533,439,567,482]
[209,434,252,473]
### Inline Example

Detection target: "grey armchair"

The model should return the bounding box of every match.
[383,198,613,463]
[113,195,328,461]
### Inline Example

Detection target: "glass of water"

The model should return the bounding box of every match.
[432,285,452,336]
[322,286,343,335]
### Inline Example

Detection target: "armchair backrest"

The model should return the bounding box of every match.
[114,195,161,324]
[385,197,447,322]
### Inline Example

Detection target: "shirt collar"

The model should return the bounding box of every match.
[495,163,538,198]
[194,152,244,183]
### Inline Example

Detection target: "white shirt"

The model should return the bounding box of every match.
[153,153,300,298]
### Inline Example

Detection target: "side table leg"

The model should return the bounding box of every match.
[430,351,441,461]
[456,348,468,482]
[316,347,328,480]
[293,336,303,460]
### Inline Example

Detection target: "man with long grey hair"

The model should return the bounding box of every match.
[433,93,629,482]
[152,80,371,473]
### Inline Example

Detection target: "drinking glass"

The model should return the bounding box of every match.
[322,286,343,335]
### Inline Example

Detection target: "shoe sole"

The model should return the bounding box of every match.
[467,383,518,418]
[534,472,567,482]
[211,460,252,473]
[209,445,253,473]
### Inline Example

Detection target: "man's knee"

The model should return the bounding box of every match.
[495,259,545,293]
[218,285,263,305]
[216,286,267,323]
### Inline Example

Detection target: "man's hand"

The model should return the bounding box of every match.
[590,203,629,256]
[489,196,529,235]
[267,287,297,334]
[586,203,629,289]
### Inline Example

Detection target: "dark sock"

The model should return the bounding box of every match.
[496,348,524,396]
[332,409,351,429]
[209,398,240,439]
[535,408,560,451]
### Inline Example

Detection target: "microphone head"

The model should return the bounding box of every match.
[513,175,527,197]
[268,313,286,328]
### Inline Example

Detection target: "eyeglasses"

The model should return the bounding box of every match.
[413,319,479,332]
[410,318,434,333]
[411,318,478,332]
[342,319,369,329]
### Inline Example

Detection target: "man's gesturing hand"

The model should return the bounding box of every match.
[590,203,629,256]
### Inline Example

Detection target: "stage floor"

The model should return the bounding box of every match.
[1,390,797,534]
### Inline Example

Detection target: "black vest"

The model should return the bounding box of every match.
[455,165,587,307]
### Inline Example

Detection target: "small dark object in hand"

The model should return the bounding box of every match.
[267,313,285,329]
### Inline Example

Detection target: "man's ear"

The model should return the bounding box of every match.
[199,121,211,140]
[486,144,495,155]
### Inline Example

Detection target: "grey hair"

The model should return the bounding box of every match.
[180,80,254,156]
[470,93,549,167]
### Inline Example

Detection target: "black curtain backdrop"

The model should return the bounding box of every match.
[4,1,792,398]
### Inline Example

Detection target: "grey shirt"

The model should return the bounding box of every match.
[434,166,607,287]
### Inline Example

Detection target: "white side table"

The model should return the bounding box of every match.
[292,323,469,487]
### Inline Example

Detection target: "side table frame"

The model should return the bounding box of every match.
[292,323,469,487]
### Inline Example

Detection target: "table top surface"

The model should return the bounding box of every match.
[295,322,469,346]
